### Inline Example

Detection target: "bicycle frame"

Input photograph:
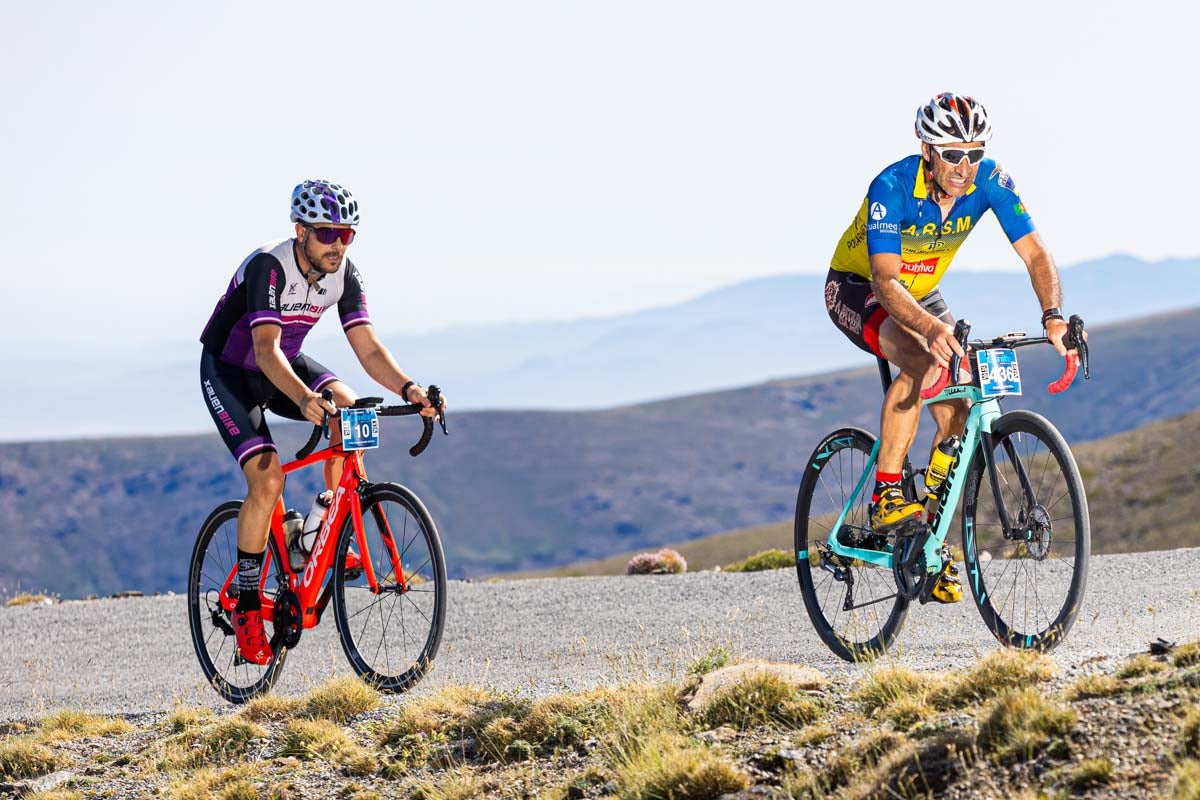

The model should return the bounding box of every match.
[812,380,1003,575]
[214,443,408,629]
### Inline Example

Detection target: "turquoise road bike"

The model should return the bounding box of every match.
[795,316,1091,662]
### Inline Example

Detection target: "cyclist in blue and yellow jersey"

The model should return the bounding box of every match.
[200,179,447,664]
[823,93,1074,602]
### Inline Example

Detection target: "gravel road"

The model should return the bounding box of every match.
[2,548,1198,720]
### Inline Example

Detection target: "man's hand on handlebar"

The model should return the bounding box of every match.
[405,384,448,419]
[299,392,338,426]
[1044,317,1070,357]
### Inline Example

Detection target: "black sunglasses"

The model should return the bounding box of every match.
[305,226,356,246]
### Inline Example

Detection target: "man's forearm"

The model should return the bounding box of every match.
[358,344,411,396]
[872,278,938,336]
[1027,251,1062,313]
[257,347,310,405]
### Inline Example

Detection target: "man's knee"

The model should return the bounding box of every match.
[243,456,284,501]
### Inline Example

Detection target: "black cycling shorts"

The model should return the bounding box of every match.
[200,349,340,467]
[824,268,950,358]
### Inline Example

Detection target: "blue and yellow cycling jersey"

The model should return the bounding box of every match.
[830,155,1036,299]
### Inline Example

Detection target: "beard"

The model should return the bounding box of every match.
[302,236,344,275]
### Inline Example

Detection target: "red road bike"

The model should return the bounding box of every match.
[187,389,448,703]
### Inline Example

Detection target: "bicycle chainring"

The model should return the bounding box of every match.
[273,589,303,650]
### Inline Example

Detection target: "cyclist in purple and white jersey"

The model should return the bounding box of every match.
[199,179,446,665]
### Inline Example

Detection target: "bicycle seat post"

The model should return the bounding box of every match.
[876,357,893,392]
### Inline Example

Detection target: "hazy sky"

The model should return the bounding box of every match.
[3,1,1194,350]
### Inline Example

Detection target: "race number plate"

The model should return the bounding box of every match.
[341,408,380,450]
[977,348,1022,397]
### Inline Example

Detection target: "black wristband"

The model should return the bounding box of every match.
[400,381,416,402]
[1041,307,1064,327]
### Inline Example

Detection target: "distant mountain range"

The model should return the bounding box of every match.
[3,253,1197,440]
[1,306,1196,599]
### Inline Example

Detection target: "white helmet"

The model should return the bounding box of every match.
[915,93,993,145]
[290,179,360,225]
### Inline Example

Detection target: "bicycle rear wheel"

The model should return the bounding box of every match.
[187,500,289,703]
[962,410,1090,651]
[795,427,909,662]
[332,482,447,693]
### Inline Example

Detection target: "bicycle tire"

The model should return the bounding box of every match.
[332,482,447,692]
[962,410,1090,651]
[187,500,289,703]
[795,427,909,662]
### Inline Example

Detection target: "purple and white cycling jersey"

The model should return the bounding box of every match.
[200,238,371,370]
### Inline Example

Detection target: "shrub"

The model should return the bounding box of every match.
[976,689,1075,762]
[615,732,748,800]
[723,549,793,572]
[626,549,687,575]
[1066,757,1113,789]
[1183,706,1200,758]
[39,710,132,740]
[700,672,822,730]
[1063,674,1123,701]
[1175,759,1200,800]
[0,737,63,779]
[305,674,380,724]
[686,645,731,677]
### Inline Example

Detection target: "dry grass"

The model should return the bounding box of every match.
[163,706,215,733]
[24,791,84,800]
[976,688,1075,762]
[934,650,1057,710]
[166,764,260,800]
[0,736,64,779]
[239,694,304,723]
[854,666,945,714]
[1175,641,1200,669]
[1062,673,1123,701]
[38,709,132,741]
[1183,706,1200,758]
[1065,757,1113,789]
[276,718,377,775]
[1117,654,1170,679]
[613,730,748,800]
[304,674,380,724]
[5,593,52,607]
[1176,759,1200,800]
[699,671,823,730]
[157,716,267,771]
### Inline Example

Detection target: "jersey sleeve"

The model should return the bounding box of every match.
[864,172,907,257]
[339,262,371,332]
[243,253,283,329]
[981,160,1036,244]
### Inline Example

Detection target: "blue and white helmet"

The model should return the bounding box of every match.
[915,93,993,145]
[290,179,360,225]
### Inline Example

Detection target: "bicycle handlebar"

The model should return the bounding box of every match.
[919,315,1089,400]
[295,385,448,461]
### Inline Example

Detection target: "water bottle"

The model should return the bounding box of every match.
[924,436,962,512]
[282,509,306,570]
[301,490,333,554]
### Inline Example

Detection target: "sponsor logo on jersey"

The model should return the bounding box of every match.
[824,280,839,310]
[869,202,887,220]
[901,257,939,275]
[901,216,972,237]
[1013,201,1027,216]
[989,165,1017,193]
[287,282,298,295]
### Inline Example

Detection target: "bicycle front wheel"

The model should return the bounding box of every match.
[962,410,1090,651]
[795,427,909,663]
[332,482,447,693]
[187,500,289,703]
